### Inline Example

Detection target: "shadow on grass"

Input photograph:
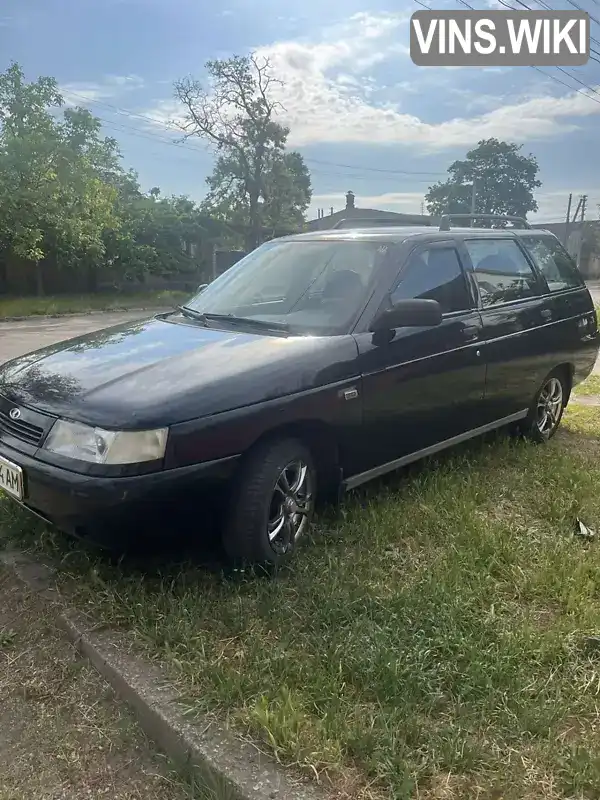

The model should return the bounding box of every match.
[1,425,522,584]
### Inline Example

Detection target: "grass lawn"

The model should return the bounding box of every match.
[3,396,600,798]
[573,372,600,397]
[0,291,190,319]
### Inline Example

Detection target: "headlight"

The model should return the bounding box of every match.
[43,420,168,465]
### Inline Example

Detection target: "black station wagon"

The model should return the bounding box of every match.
[0,215,598,564]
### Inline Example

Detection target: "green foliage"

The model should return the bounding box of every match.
[104,187,222,280]
[0,63,228,294]
[0,64,120,277]
[426,138,541,221]
[175,54,311,249]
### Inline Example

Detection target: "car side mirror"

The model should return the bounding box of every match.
[196,283,208,294]
[369,298,443,333]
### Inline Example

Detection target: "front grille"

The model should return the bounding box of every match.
[0,408,45,446]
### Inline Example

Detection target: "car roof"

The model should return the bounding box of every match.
[277,226,557,244]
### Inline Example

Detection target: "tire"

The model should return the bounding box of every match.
[223,437,317,566]
[521,369,568,443]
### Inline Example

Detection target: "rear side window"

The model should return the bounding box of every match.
[521,236,583,292]
[465,239,539,307]
[391,246,471,314]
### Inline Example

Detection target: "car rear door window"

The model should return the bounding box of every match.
[391,246,471,314]
[520,235,583,292]
[465,239,539,307]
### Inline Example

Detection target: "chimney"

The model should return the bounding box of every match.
[345,190,355,210]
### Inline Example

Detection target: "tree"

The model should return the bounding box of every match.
[0,62,230,296]
[0,63,120,293]
[260,151,311,234]
[425,139,541,222]
[103,184,226,281]
[0,63,65,271]
[174,54,311,249]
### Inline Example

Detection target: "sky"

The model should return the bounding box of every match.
[1,0,599,223]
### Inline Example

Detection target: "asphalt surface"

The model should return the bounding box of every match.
[0,309,161,365]
[1,292,600,371]
[586,280,600,306]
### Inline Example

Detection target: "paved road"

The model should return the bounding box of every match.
[0,309,163,365]
[586,281,600,306]
[1,297,600,373]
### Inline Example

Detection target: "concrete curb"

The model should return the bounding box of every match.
[0,307,173,323]
[1,549,327,800]
[571,394,600,406]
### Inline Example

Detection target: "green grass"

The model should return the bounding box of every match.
[4,407,600,799]
[0,291,190,319]
[574,373,600,397]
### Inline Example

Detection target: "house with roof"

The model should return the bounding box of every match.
[306,191,433,231]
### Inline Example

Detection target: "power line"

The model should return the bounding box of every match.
[64,90,451,179]
[526,0,600,54]
[460,0,600,59]
[302,157,446,176]
[62,89,180,131]
[565,0,600,28]
[556,66,600,95]
[531,64,600,102]
[458,0,600,103]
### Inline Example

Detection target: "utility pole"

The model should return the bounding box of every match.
[211,243,217,280]
[580,194,588,221]
[470,180,477,224]
[564,193,573,245]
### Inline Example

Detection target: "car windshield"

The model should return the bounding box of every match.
[184,239,391,335]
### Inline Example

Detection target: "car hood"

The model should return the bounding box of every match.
[0,314,359,428]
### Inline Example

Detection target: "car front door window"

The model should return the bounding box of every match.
[390,245,471,314]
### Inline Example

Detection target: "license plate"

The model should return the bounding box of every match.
[0,455,23,500]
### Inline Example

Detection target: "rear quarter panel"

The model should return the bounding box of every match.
[541,287,599,386]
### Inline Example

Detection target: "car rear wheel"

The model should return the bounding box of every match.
[223,437,316,566]
[521,370,568,443]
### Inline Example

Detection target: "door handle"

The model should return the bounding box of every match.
[541,308,552,321]
[462,325,480,341]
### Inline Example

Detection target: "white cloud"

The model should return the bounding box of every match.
[256,13,600,149]
[142,99,187,130]
[142,11,600,151]
[60,75,145,107]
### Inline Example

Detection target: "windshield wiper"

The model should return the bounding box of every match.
[177,305,209,325]
[202,313,290,333]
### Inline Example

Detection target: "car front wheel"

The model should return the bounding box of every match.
[521,370,568,443]
[223,437,316,566]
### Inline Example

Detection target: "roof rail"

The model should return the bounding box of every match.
[439,213,531,232]
[331,217,433,230]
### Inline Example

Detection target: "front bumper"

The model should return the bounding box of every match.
[0,439,239,538]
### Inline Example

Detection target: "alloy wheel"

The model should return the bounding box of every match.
[536,376,564,437]
[267,459,314,555]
